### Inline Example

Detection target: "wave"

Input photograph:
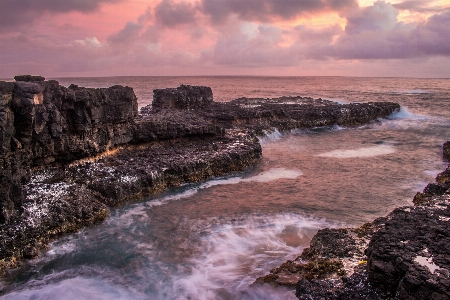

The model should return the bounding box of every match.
[4,213,325,300]
[1,277,148,300]
[387,107,428,120]
[205,168,302,186]
[174,213,331,300]
[258,129,284,144]
[317,144,396,158]
[131,168,304,209]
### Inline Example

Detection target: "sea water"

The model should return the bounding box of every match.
[1,77,450,299]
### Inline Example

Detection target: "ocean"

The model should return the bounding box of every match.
[1,76,450,299]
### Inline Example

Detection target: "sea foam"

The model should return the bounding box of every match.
[388,107,427,120]
[393,89,432,95]
[0,277,147,300]
[174,213,330,300]
[258,129,284,145]
[144,168,303,208]
[317,144,396,158]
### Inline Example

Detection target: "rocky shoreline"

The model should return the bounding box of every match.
[0,76,399,276]
[255,144,450,299]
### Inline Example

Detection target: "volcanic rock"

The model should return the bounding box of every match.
[152,85,213,110]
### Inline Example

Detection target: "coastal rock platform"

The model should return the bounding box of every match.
[0,76,399,274]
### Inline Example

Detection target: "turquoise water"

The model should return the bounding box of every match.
[1,77,450,299]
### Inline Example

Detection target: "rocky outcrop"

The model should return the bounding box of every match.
[443,141,450,161]
[0,75,138,225]
[199,97,400,134]
[143,95,400,135]
[257,143,450,300]
[0,76,401,275]
[366,195,450,299]
[152,85,213,110]
[134,109,223,142]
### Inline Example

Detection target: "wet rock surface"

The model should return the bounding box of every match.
[199,97,400,134]
[257,144,450,299]
[0,76,400,274]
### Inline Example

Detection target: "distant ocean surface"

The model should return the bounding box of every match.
[2,76,450,299]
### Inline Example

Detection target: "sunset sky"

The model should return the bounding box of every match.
[0,0,449,78]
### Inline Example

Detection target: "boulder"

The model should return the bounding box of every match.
[152,85,213,110]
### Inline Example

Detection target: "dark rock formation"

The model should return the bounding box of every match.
[144,94,400,135]
[133,109,223,142]
[366,196,450,299]
[443,141,450,161]
[1,75,138,182]
[0,76,401,275]
[152,85,213,110]
[200,97,400,134]
[257,143,450,300]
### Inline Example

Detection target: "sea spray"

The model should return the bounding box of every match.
[173,214,331,300]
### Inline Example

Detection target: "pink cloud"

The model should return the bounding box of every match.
[0,0,449,78]
[0,0,124,32]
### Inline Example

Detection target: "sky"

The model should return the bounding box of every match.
[0,0,449,78]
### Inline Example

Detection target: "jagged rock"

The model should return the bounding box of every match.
[366,196,450,299]
[152,85,213,110]
[14,75,45,82]
[295,269,383,300]
[133,109,223,142]
[436,166,450,184]
[0,82,15,154]
[0,177,24,224]
[1,80,138,181]
[413,182,450,205]
[67,130,261,206]
[443,141,450,161]
[0,181,109,265]
[199,98,400,134]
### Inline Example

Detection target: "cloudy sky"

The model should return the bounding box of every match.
[0,0,449,78]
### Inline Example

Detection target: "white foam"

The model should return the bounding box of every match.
[47,240,77,256]
[424,169,442,178]
[388,107,427,120]
[258,129,284,144]
[393,89,432,95]
[328,98,348,104]
[0,277,147,300]
[174,214,330,300]
[317,144,395,158]
[143,168,303,208]
[110,204,149,227]
[206,168,302,186]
